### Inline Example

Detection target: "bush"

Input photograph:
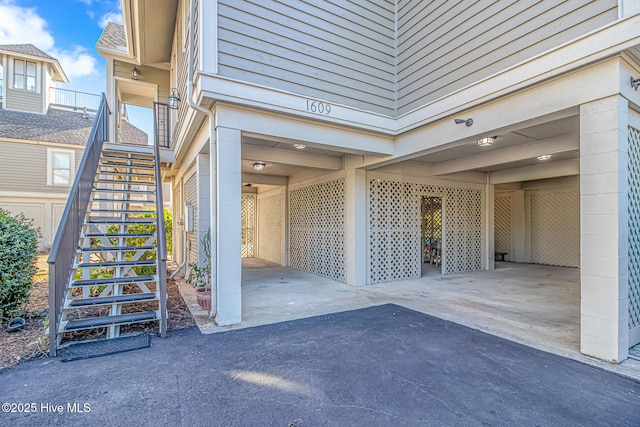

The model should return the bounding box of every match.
[0,209,39,320]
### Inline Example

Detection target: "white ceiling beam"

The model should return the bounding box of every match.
[241,173,287,186]
[432,133,578,175]
[489,159,579,185]
[242,145,342,170]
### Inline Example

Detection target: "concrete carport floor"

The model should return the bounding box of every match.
[178,259,640,379]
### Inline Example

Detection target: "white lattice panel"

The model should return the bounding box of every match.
[258,191,284,264]
[629,126,640,330]
[290,178,345,282]
[242,194,256,258]
[494,195,511,256]
[369,179,482,284]
[529,191,579,268]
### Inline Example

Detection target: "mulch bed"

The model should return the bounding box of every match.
[0,256,195,371]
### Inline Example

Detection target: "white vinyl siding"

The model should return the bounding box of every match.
[217,0,396,115]
[397,0,616,115]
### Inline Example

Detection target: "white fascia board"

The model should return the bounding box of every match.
[200,74,396,134]
[215,104,394,156]
[394,59,620,162]
[432,133,579,176]
[242,145,342,170]
[489,159,580,185]
[396,14,640,133]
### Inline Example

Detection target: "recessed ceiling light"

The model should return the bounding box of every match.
[253,162,266,171]
[537,154,552,161]
[477,136,496,147]
[293,143,306,150]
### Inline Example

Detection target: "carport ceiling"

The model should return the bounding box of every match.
[242,136,346,157]
[412,115,580,174]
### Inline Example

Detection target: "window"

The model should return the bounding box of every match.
[47,148,75,186]
[13,59,36,91]
[0,62,4,97]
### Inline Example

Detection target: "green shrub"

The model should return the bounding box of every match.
[0,209,39,320]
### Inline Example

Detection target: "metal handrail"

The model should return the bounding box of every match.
[153,104,168,338]
[49,87,102,111]
[47,93,110,356]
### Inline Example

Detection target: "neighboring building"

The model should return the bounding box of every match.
[98,1,640,363]
[0,43,147,249]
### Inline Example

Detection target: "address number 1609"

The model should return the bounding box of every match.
[306,100,331,115]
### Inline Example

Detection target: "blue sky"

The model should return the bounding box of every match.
[0,0,154,138]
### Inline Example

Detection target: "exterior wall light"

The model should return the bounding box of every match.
[632,76,640,91]
[537,154,552,161]
[131,67,140,80]
[253,162,266,171]
[168,88,181,109]
[477,136,496,147]
[454,118,473,127]
[293,144,306,149]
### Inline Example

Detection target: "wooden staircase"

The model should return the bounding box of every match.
[55,145,167,347]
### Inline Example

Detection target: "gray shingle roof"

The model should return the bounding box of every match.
[0,44,54,60]
[0,106,148,146]
[97,22,127,51]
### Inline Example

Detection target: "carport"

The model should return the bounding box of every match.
[181,259,581,359]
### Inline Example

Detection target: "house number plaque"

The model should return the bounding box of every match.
[306,99,332,115]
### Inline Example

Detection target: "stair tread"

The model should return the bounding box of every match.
[88,209,155,213]
[86,218,156,224]
[94,179,156,184]
[97,171,155,178]
[77,260,156,268]
[71,275,155,287]
[68,293,157,307]
[63,311,157,331]
[82,233,155,238]
[92,188,156,194]
[99,162,155,170]
[79,245,156,252]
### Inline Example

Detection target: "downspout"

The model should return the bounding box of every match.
[187,0,218,318]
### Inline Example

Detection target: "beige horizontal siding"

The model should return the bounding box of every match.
[396,0,618,115]
[0,140,83,193]
[5,88,43,113]
[217,0,396,115]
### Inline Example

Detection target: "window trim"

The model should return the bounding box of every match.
[13,59,37,92]
[46,148,75,186]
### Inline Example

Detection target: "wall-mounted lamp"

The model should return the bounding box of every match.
[292,143,306,150]
[477,136,496,147]
[454,118,473,127]
[131,66,140,80]
[253,162,266,171]
[168,88,181,109]
[632,76,640,91]
[537,154,552,161]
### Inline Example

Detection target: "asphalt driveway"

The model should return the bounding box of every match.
[1,304,638,426]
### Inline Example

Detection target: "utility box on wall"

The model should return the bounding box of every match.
[185,204,194,233]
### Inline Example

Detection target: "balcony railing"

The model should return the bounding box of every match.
[49,87,102,111]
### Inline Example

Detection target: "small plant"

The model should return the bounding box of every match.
[186,228,211,288]
[0,209,39,320]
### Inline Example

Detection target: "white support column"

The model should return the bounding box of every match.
[580,95,629,362]
[511,190,527,262]
[345,169,367,286]
[214,126,242,325]
[484,180,495,270]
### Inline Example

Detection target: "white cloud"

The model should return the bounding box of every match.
[0,1,97,80]
[52,46,97,79]
[0,1,54,50]
[99,10,123,29]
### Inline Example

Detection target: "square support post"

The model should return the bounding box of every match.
[345,168,367,286]
[213,126,242,325]
[580,95,629,362]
